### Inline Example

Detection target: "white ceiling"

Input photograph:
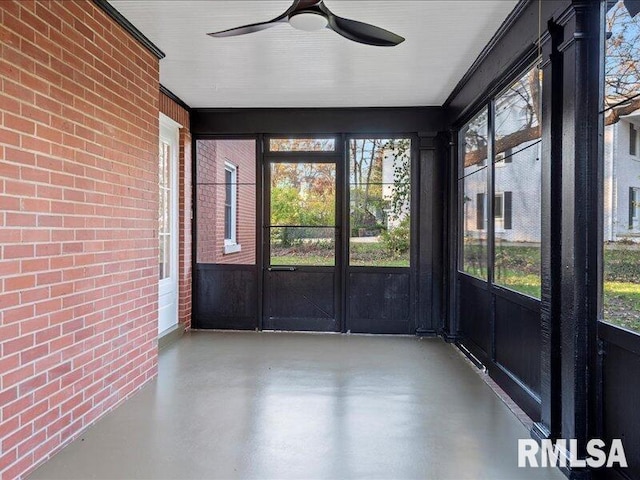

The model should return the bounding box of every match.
[109,1,517,108]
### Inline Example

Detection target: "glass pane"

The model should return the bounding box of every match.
[270,163,336,227]
[159,234,170,280]
[270,227,335,266]
[269,138,335,152]
[195,140,256,265]
[158,140,171,280]
[493,66,542,298]
[602,2,640,332]
[460,110,489,279]
[348,138,411,267]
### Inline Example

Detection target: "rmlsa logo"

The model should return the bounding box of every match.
[518,439,628,468]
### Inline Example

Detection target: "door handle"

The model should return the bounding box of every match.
[267,267,297,272]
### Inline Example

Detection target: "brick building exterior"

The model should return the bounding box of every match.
[0,2,192,477]
[196,139,256,265]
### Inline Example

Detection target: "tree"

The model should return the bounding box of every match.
[270,162,335,246]
[604,1,640,125]
[350,138,411,235]
[463,0,640,166]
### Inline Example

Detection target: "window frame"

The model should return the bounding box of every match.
[347,136,413,268]
[631,187,640,229]
[494,192,505,231]
[458,107,490,280]
[457,61,541,299]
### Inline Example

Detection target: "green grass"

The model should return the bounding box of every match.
[462,243,640,332]
[271,240,410,268]
[271,255,335,267]
[603,281,640,332]
[273,241,640,332]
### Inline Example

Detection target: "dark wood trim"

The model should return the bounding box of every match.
[446,0,571,126]
[450,47,541,129]
[491,284,540,311]
[457,271,490,291]
[555,2,602,473]
[92,0,165,59]
[599,322,640,356]
[160,84,191,112]
[191,107,445,136]
[444,0,532,109]
[539,16,564,441]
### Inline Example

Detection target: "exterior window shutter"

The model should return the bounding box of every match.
[631,124,637,156]
[504,191,513,230]
[630,187,636,229]
[476,193,485,230]
[504,148,513,163]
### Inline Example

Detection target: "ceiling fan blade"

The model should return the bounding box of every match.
[326,15,404,47]
[208,19,285,38]
[208,0,302,38]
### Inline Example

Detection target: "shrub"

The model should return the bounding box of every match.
[381,216,410,256]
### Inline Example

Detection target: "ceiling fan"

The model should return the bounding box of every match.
[207,0,405,47]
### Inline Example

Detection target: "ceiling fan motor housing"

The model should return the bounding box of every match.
[288,11,329,31]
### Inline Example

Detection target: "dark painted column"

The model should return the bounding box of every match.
[443,131,459,341]
[416,133,445,335]
[535,2,603,479]
[534,17,565,445]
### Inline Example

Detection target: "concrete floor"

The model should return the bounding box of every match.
[30,331,564,480]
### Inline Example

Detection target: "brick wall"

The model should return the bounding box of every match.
[159,93,191,329]
[196,140,256,265]
[0,2,160,477]
[195,140,217,263]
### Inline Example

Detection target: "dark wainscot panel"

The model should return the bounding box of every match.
[263,269,337,332]
[493,290,541,420]
[494,292,541,395]
[194,264,258,329]
[458,274,491,356]
[348,270,411,334]
[599,322,640,480]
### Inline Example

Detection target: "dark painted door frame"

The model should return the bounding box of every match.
[262,139,343,332]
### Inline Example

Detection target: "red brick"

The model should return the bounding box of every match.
[2,364,35,389]
[4,274,36,291]
[0,0,175,477]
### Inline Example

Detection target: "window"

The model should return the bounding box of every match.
[269,138,336,152]
[495,149,513,168]
[631,187,640,229]
[269,162,336,267]
[493,65,542,298]
[473,192,512,231]
[349,138,411,267]
[602,1,640,332]
[223,163,240,253]
[460,110,489,279]
[159,140,172,280]
[494,193,504,228]
[196,139,256,265]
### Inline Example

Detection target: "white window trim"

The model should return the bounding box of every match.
[494,192,505,232]
[223,162,241,255]
[495,151,507,168]
[632,187,640,230]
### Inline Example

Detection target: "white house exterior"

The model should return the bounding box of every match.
[604,113,640,242]
[462,139,542,244]
[463,110,640,244]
